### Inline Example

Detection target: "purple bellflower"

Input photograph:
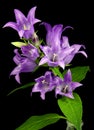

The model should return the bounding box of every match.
[39,45,74,69]
[10,44,39,83]
[31,71,56,100]
[60,36,88,65]
[55,69,82,98]
[3,6,41,39]
[39,23,87,69]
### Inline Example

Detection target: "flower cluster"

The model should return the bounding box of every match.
[3,6,87,100]
[3,6,89,130]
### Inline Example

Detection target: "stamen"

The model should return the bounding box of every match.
[23,24,30,30]
[62,85,69,93]
[42,80,49,90]
[52,53,57,62]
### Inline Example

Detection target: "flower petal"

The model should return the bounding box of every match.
[3,22,18,31]
[77,51,88,58]
[70,82,83,90]
[61,36,70,48]
[14,9,27,24]
[64,92,74,98]
[32,83,41,92]
[27,6,41,24]
[15,74,21,84]
[40,92,46,100]
[40,45,52,57]
[39,56,48,66]
[64,69,72,82]
[58,60,65,69]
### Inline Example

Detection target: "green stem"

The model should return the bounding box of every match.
[66,121,76,130]
[66,121,83,130]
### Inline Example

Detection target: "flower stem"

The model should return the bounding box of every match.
[66,121,76,130]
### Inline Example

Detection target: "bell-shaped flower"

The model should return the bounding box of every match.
[31,71,56,100]
[10,44,39,83]
[41,22,72,48]
[39,45,74,69]
[61,36,87,65]
[39,23,87,68]
[55,69,82,98]
[3,6,41,39]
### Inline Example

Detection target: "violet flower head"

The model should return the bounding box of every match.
[39,45,74,69]
[10,45,38,83]
[55,69,82,98]
[31,71,56,100]
[39,23,87,69]
[3,6,41,39]
[39,23,74,69]
[41,22,73,47]
[61,36,88,65]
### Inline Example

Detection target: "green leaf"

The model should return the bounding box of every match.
[11,42,27,47]
[15,113,66,130]
[7,82,35,96]
[63,66,90,82]
[50,67,63,78]
[58,93,82,130]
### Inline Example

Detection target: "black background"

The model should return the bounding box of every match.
[0,0,93,130]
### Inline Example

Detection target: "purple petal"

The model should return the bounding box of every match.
[40,22,52,45]
[77,51,88,58]
[70,82,83,90]
[48,61,58,67]
[55,89,74,99]
[63,54,74,65]
[23,29,34,39]
[52,24,63,42]
[48,24,63,47]
[61,36,70,48]
[64,93,74,98]
[71,44,84,53]
[40,46,52,57]
[10,65,21,83]
[18,30,24,38]
[41,23,63,48]
[35,76,44,82]
[32,83,41,92]
[13,49,23,65]
[21,59,36,72]
[40,92,46,100]
[3,22,18,31]
[15,74,21,84]
[64,69,72,82]
[45,71,52,82]
[14,9,27,24]
[39,56,48,66]
[21,43,39,60]
[62,25,73,32]
[10,65,21,75]
[41,22,52,33]
[27,6,41,24]
[58,61,65,69]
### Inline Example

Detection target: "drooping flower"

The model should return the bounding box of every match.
[3,6,41,39]
[21,43,39,61]
[55,69,82,98]
[39,23,87,69]
[41,22,73,48]
[10,44,39,83]
[60,36,88,65]
[31,71,56,100]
